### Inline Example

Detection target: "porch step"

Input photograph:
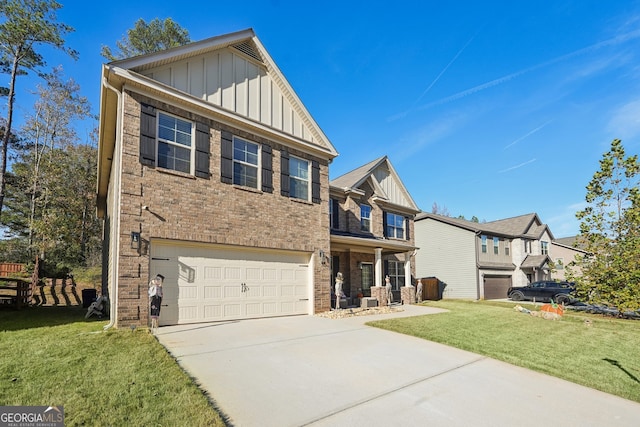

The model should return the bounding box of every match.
[361,297,378,308]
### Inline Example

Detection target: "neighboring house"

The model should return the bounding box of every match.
[97,29,338,327]
[329,156,421,303]
[551,236,588,281]
[414,213,555,300]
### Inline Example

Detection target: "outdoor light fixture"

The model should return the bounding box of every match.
[131,232,141,249]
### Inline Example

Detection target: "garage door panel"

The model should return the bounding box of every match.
[246,268,261,280]
[179,305,198,321]
[204,286,221,299]
[264,269,277,280]
[224,286,242,298]
[224,304,242,317]
[263,285,277,297]
[225,267,242,280]
[204,305,222,319]
[204,267,222,279]
[180,286,198,300]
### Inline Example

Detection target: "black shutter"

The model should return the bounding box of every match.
[405,217,410,241]
[280,150,290,197]
[262,144,273,193]
[194,122,210,179]
[331,199,339,229]
[383,211,388,238]
[139,104,156,166]
[220,131,233,184]
[311,160,321,204]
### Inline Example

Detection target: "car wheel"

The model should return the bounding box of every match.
[510,291,524,301]
[555,294,570,305]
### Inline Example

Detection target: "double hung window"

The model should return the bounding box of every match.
[385,213,404,239]
[289,156,309,200]
[360,204,371,232]
[157,112,193,173]
[233,137,259,188]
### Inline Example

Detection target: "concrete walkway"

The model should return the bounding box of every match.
[156,305,640,427]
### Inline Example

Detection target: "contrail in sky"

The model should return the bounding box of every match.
[504,119,554,149]
[388,28,483,122]
[499,158,537,173]
[416,28,640,112]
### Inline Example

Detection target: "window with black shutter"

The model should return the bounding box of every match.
[311,160,321,204]
[262,144,273,193]
[194,122,211,179]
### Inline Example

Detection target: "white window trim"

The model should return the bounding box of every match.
[156,111,195,175]
[360,204,371,232]
[386,212,405,239]
[232,136,261,189]
[289,155,310,201]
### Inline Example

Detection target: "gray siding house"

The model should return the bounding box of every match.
[415,213,555,300]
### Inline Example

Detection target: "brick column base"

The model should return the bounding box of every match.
[401,286,415,305]
[371,286,386,307]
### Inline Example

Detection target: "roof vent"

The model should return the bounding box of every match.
[232,41,263,63]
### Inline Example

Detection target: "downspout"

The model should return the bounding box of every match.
[102,72,122,330]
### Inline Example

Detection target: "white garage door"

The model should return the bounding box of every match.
[150,241,311,325]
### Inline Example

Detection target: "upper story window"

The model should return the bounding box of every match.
[505,240,510,256]
[289,156,309,200]
[157,112,193,173]
[360,204,371,232]
[493,237,499,255]
[481,235,487,253]
[541,241,549,255]
[385,212,405,239]
[524,239,532,254]
[233,137,260,188]
[330,198,339,229]
[556,258,564,270]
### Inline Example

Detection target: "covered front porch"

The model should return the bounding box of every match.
[329,233,417,307]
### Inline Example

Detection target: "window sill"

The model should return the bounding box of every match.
[232,184,263,194]
[154,167,196,180]
[289,197,313,205]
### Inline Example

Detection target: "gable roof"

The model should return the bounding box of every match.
[520,254,551,269]
[552,236,590,253]
[98,28,338,216]
[330,156,420,213]
[416,212,555,240]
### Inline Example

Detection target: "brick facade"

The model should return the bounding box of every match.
[111,90,332,327]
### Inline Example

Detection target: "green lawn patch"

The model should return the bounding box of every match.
[368,300,640,402]
[0,306,227,426]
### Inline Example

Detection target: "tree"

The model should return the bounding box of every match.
[569,139,640,312]
[101,17,191,61]
[431,202,450,217]
[2,67,99,270]
[0,0,76,219]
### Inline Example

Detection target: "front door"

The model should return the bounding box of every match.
[361,263,373,297]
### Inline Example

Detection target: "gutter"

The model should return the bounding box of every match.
[101,71,122,331]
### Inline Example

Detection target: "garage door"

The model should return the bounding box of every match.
[150,241,311,325]
[483,275,512,300]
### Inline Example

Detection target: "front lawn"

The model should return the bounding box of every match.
[368,300,640,402]
[0,306,227,426]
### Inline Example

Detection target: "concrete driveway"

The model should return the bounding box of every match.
[156,305,640,427]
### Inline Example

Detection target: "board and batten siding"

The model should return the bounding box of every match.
[415,219,478,299]
[372,166,410,208]
[141,48,314,143]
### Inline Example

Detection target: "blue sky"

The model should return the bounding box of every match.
[6,0,640,237]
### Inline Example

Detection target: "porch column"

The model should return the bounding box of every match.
[374,248,383,287]
[404,251,413,288]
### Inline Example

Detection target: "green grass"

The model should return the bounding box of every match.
[0,306,227,426]
[368,300,640,402]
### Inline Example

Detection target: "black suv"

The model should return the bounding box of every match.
[507,281,575,304]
